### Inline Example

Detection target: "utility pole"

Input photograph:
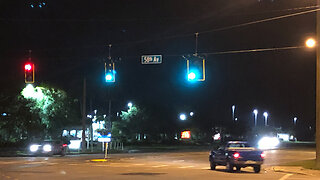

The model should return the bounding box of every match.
[107,44,113,132]
[81,78,87,152]
[316,0,320,168]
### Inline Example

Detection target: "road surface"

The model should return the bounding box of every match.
[0,148,317,180]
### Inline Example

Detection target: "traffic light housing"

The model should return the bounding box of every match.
[186,56,205,81]
[105,62,115,82]
[24,63,35,83]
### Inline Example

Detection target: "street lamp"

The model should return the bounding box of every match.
[232,105,235,122]
[293,117,297,125]
[179,113,187,121]
[306,38,316,48]
[128,102,133,109]
[190,112,194,116]
[253,109,258,126]
[263,112,268,126]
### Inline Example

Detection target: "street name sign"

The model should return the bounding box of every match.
[141,55,162,64]
[98,133,111,142]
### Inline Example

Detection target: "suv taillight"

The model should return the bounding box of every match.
[233,152,240,158]
[261,152,266,158]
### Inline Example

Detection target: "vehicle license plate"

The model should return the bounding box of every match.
[245,160,257,164]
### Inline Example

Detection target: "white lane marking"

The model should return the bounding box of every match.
[173,160,185,163]
[92,164,108,167]
[24,162,45,164]
[0,161,20,164]
[279,174,293,180]
[179,166,194,169]
[152,165,169,168]
[68,163,78,166]
[133,164,145,166]
[47,163,58,165]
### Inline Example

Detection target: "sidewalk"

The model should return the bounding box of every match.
[270,166,320,177]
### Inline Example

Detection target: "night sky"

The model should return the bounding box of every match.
[0,0,318,134]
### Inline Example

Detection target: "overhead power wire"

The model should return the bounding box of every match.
[101,7,320,48]
[205,46,304,55]
[199,8,320,35]
[0,6,318,54]
[164,8,320,40]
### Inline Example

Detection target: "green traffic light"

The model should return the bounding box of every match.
[188,72,196,80]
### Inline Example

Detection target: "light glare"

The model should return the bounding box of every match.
[25,64,32,71]
[188,72,196,80]
[258,137,280,149]
[105,74,113,81]
[179,114,186,120]
[43,144,52,152]
[30,145,40,152]
[306,38,316,48]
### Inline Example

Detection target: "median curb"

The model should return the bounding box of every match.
[271,166,320,176]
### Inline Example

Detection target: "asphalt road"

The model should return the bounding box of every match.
[0,149,318,180]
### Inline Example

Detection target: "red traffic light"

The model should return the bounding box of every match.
[24,63,35,83]
[25,63,32,71]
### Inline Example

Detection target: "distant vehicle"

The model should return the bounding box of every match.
[29,140,68,156]
[209,141,265,173]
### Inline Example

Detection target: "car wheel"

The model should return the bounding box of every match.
[253,165,261,173]
[236,166,241,172]
[60,148,66,157]
[226,161,234,172]
[210,161,216,170]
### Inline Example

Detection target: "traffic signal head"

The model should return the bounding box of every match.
[24,63,35,83]
[187,56,205,81]
[105,62,115,83]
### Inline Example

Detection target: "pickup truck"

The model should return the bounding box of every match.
[209,141,265,173]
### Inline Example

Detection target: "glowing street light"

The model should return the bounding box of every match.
[128,102,133,109]
[253,109,258,126]
[232,105,235,122]
[190,112,194,116]
[306,38,316,48]
[263,112,268,126]
[179,113,187,121]
[293,117,297,125]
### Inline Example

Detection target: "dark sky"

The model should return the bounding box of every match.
[0,0,318,132]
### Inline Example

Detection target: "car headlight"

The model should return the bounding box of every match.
[30,144,40,152]
[258,137,280,150]
[43,144,52,152]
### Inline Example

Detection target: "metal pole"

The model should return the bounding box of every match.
[316,0,320,168]
[104,142,108,159]
[195,32,199,56]
[255,115,257,127]
[81,78,87,152]
[232,105,235,122]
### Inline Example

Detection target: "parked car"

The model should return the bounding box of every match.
[29,140,68,156]
[209,141,265,173]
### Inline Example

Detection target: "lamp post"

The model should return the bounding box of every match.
[263,112,268,126]
[316,0,320,168]
[232,105,235,122]
[128,102,133,110]
[253,109,258,127]
[293,117,297,125]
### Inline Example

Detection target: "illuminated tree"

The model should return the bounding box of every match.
[20,84,80,138]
